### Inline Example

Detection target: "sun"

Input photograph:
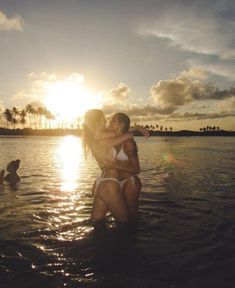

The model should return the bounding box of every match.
[43,76,102,124]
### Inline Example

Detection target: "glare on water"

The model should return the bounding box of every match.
[55,135,83,192]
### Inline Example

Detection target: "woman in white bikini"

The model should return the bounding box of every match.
[83,109,147,230]
[107,113,142,223]
[99,113,145,224]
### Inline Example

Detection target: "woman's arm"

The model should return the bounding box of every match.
[95,130,116,140]
[100,132,133,148]
[129,125,149,138]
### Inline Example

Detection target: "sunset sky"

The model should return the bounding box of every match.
[0,0,235,130]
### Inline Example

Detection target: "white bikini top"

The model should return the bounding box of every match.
[115,143,129,161]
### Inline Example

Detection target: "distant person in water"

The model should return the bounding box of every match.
[0,159,21,186]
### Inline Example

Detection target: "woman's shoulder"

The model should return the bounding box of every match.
[124,138,137,153]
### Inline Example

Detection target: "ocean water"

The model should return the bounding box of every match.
[0,136,235,288]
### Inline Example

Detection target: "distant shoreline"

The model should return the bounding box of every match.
[0,127,235,137]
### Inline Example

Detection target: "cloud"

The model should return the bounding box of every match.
[188,58,235,81]
[102,101,235,123]
[180,68,209,80]
[102,103,163,122]
[150,69,235,114]
[170,111,235,120]
[138,1,235,60]
[0,10,24,31]
[217,96,235,112]
[106,83,131,103]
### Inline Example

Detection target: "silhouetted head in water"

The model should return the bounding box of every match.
[4,159,21,186]
[6,159,20,173]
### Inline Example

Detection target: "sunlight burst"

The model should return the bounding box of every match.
[44,76,102,124]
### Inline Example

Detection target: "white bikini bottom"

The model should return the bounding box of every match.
[93,175,136,196]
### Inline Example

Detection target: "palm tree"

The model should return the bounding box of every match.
[12,107,19,116]
[11,107,19,129]
[12,117,18,129]
[37,107,45,129]
[170,127,173,132]
[20,109,27,128]
[44,109,55,129]
[160,126,163,131]
[25,104,34,128]
[3,108,13,128]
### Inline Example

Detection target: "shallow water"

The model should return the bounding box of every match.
[0,136,235,288]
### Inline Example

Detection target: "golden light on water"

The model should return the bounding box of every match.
[56,136,83,192]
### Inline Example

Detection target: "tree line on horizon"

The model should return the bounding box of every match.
[0,104,224,132]
[0,104,57,130]
[199,126,220,132]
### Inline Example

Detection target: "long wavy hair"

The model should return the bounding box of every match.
[82,109,104,158]
[114,113,130,133]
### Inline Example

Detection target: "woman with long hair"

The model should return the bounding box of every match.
[99,113,144,223]
[83,109,133,228]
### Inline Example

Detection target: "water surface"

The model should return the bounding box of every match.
[0,136,235,287]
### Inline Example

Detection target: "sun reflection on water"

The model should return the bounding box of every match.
[56,136,83,192]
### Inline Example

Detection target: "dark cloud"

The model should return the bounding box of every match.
[170,111,235,120]
[150,75,235,113]
[103,104,174,117]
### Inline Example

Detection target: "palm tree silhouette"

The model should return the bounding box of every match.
[3,109,13,128]
[20,109,27,128]
[37,107,45,129]
[25,104,34,128]
[12,107,19,129]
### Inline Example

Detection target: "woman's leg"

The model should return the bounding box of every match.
[122,176,142,221]
[96,180,128,222]
[92,195,108,221]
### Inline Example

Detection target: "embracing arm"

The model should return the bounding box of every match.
[129,125,149,138]
[95,130,116,140]
[100,132,133,148]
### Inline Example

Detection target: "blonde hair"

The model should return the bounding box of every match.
[82,109,104,158]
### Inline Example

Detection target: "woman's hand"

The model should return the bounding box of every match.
[129,125,149,138]
[101,160,117,170]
